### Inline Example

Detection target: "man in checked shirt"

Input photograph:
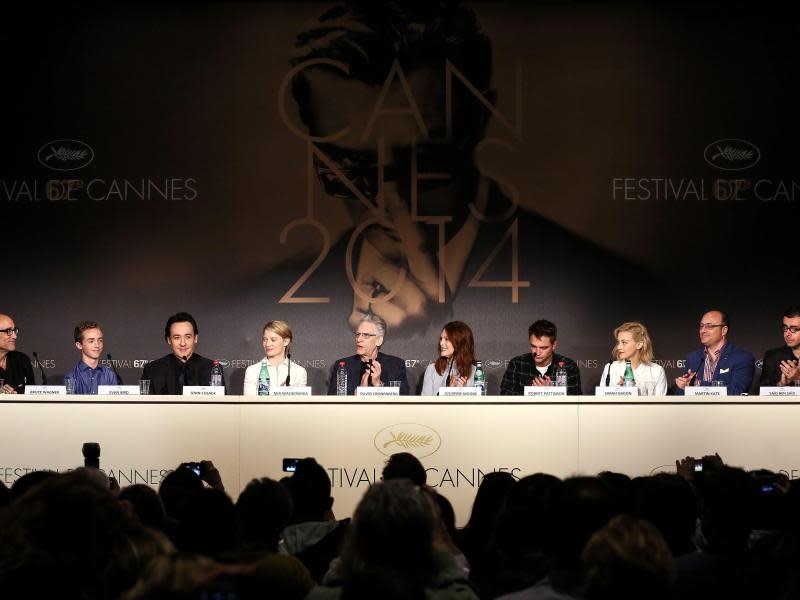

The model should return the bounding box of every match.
[500,320,582,395]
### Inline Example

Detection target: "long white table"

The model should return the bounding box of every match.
[2,395,798,525]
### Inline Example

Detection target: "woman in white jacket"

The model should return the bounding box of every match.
[243,320,307,394]
[599,322,667,396]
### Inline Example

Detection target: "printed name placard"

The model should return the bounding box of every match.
[524,386,568,397]
[684,386,727,396]
[98,385,140,396]
[759,387,798,397]
[356,386,400,396]
[439,386,482,397]
[269,386,313,397]
[182,386,226,396]
[24,385,67,396]
[595,386,638,397]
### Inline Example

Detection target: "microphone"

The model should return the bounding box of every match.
[688,357,705,386]
[443,359,453,387]
[367,359,373,386]
[604,359,613,386]
[107,353,123,385]
[32,351,47,385]
[285,351,291,386]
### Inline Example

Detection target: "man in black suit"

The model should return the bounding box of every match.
[759,306,800,388]
[327,313,409,395]
[141,312,223,395]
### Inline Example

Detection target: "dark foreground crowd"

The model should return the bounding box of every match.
[1,453,799,600]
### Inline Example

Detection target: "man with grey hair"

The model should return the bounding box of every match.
[327,313,410,395]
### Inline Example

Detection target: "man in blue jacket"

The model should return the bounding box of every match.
[675,309,754,395]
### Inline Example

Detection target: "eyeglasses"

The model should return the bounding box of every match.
[353,331,378,339]
[783,325,800,334]
[0,327,19,336]
[698,323,725,330]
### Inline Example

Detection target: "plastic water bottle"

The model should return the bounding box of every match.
[474,361,486,395]
[555,362,568,387]
[623,360,636,387]
[257,360,270,396]
[336,361,348,396]
[211,361,223,387]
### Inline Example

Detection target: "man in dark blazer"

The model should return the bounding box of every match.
[141,312,223,395]
[675,309,754,396]
[327,313,409,395]
[759,306,800,388]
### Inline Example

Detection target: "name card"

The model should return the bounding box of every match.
[25,385,67,396]
[595,386,639,397]
[760,387,798,397]
[439,386,482,397]
[182,386,226,396]
[356,386,400,396]
[269,386,313,397]
[525,386,568,397]
[685,386,727,396]
[98,385,140,396]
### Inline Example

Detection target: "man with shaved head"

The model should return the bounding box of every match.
[0,313,35,393]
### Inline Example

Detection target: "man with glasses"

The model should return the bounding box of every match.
[327,313,409,395]
[675,309,754,395]
[0,313,35,394]
[758,306,800,387]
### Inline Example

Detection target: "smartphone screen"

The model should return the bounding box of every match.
[283,458,301,472]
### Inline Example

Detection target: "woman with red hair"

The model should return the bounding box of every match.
[421,321,477,395]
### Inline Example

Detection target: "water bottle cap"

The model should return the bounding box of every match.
[213,360,219,365]
[559,361,565,367]
[339,361,346,366]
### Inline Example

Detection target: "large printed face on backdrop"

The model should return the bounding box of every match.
[290,3,494,331]
[76,328,104,362]
[167,322,198,362]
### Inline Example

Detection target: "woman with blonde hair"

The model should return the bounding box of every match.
[244,320,307,394]
[599,322,667,396]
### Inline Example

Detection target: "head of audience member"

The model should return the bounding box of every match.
[284,458,333,524]
[339,479,436,587]
[354,313,385,361]
[431,490,458,545]
[164,312,199,362]
[698,466,757,555]
[434,320,476,379]
[459,471,517,566]
[0,480,9,507]
[382,452,427,486]
[634,474,697,557]
[582,515,675,600]
[0,470,143,599]
[8,470,58,502]
[494,473,562,557]
[74,320,104,365]
[158,465,205,524]
[613,322,654,365]
[782,306,800,349]
[120,554,234,600]
[698,309,729,351]
[262,320,292,362]
[748,469,787,533]
[177,488,237,558]
[529,320,559,368]
[340,568,426,600]
[543,476,617,589]
[598,471,633,514]
[0,313,19,357]
[235,477,294,553]
[119,484,167,531]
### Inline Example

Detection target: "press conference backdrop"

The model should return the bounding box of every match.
[2,2,799,394]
